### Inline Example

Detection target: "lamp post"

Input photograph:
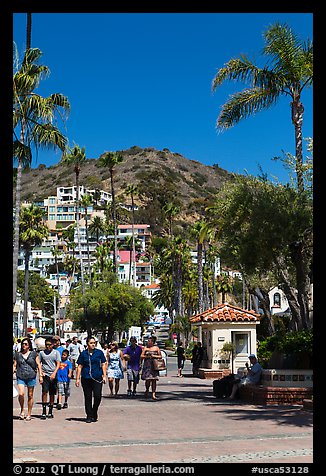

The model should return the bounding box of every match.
[44,295,57,335]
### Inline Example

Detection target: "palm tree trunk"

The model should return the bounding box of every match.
[13,121,25,306]
[131,194,136,287]
[26,13,32,50]
[292,95,305,194]
[110,170,118,275]
[75,177,85,293]
[23,249,31,336]
[197,242,204,313]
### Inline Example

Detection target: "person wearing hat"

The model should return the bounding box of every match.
[228,353,262,400]
[123,337,142,396]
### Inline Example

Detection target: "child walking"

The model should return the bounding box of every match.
[56,349,72,409]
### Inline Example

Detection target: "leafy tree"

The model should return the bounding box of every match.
[66,282,153,341]
[207,174,312,332]
[212,22,313,194]
[17,270,54,311]
[13,46,70,306]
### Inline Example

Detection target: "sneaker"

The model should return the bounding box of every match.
[63,403,68,409]
[85,417,93,423]
[56,403,62,410]
[41,413,47,420]
[47,412,54,418]
[132,391,137,397]
[127,390,132,396]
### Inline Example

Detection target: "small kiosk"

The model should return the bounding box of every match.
[189,303,260,379]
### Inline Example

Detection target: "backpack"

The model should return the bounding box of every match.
[213,375,235,398]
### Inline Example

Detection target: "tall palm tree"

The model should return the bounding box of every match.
[190,220,210,314]
[212,22,313,194]
[13,46,70,306]
[125,184,138,286]
[80,194,93,287]
[19,204,49,335]
[61,145,86,293]
[162,202,180,237]
[51,246,62,336]
[98,152,124,275]
[162,236,191,318]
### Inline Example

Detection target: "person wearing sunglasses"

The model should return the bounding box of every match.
[75,336,107,423]
[38,337,61,419]
[13,337,43,420]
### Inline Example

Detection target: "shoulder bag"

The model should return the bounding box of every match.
[152,356,166,371]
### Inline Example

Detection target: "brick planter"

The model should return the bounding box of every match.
[239,384,313,405]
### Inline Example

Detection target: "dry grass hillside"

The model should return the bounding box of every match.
[17,145,233,234]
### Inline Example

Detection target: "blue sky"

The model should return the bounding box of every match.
[13,12,313,183]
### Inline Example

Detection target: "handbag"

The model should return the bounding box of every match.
[152,356,166,371]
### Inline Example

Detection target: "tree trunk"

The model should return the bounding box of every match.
[23,249,31,336]
[110,170,118,276]
[250,286,275,336]
[197,242,204,313]
[291,94,305,194]
[131,194,136,287]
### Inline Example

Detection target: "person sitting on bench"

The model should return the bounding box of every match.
[228,354,262,400]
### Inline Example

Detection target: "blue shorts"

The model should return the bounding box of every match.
[17,377,37,387]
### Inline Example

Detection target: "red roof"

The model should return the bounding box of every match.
[189,303,260,323]
[143,283,160,289]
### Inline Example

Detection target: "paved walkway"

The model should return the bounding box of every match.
[13,360,313,465]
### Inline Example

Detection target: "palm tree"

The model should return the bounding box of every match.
[190,220,210,314]
[80,194,93,287]
[61,145,86,293]
[162,236,191,317]
[216,273,234,304]
[89,215,106,243]
[162,202,180,237]
[51,246,62,336]
[13,46,70,306]
[98,151,124,275]
[212,22,313,194]
[19,204,49,335]
[125,184,138,286]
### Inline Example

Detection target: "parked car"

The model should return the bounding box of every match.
[159,349,167,377]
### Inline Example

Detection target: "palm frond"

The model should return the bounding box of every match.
[13,140,32,166]
[31,123,68,151]
[217,87,280,129]
[212,56,258,90]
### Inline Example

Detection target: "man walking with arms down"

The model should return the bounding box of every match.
[123,336,142,397]
[68,336,83,379]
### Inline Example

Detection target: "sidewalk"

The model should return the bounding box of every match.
[13,360,313,464]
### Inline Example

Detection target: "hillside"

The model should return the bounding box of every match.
[17,146,233,234]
